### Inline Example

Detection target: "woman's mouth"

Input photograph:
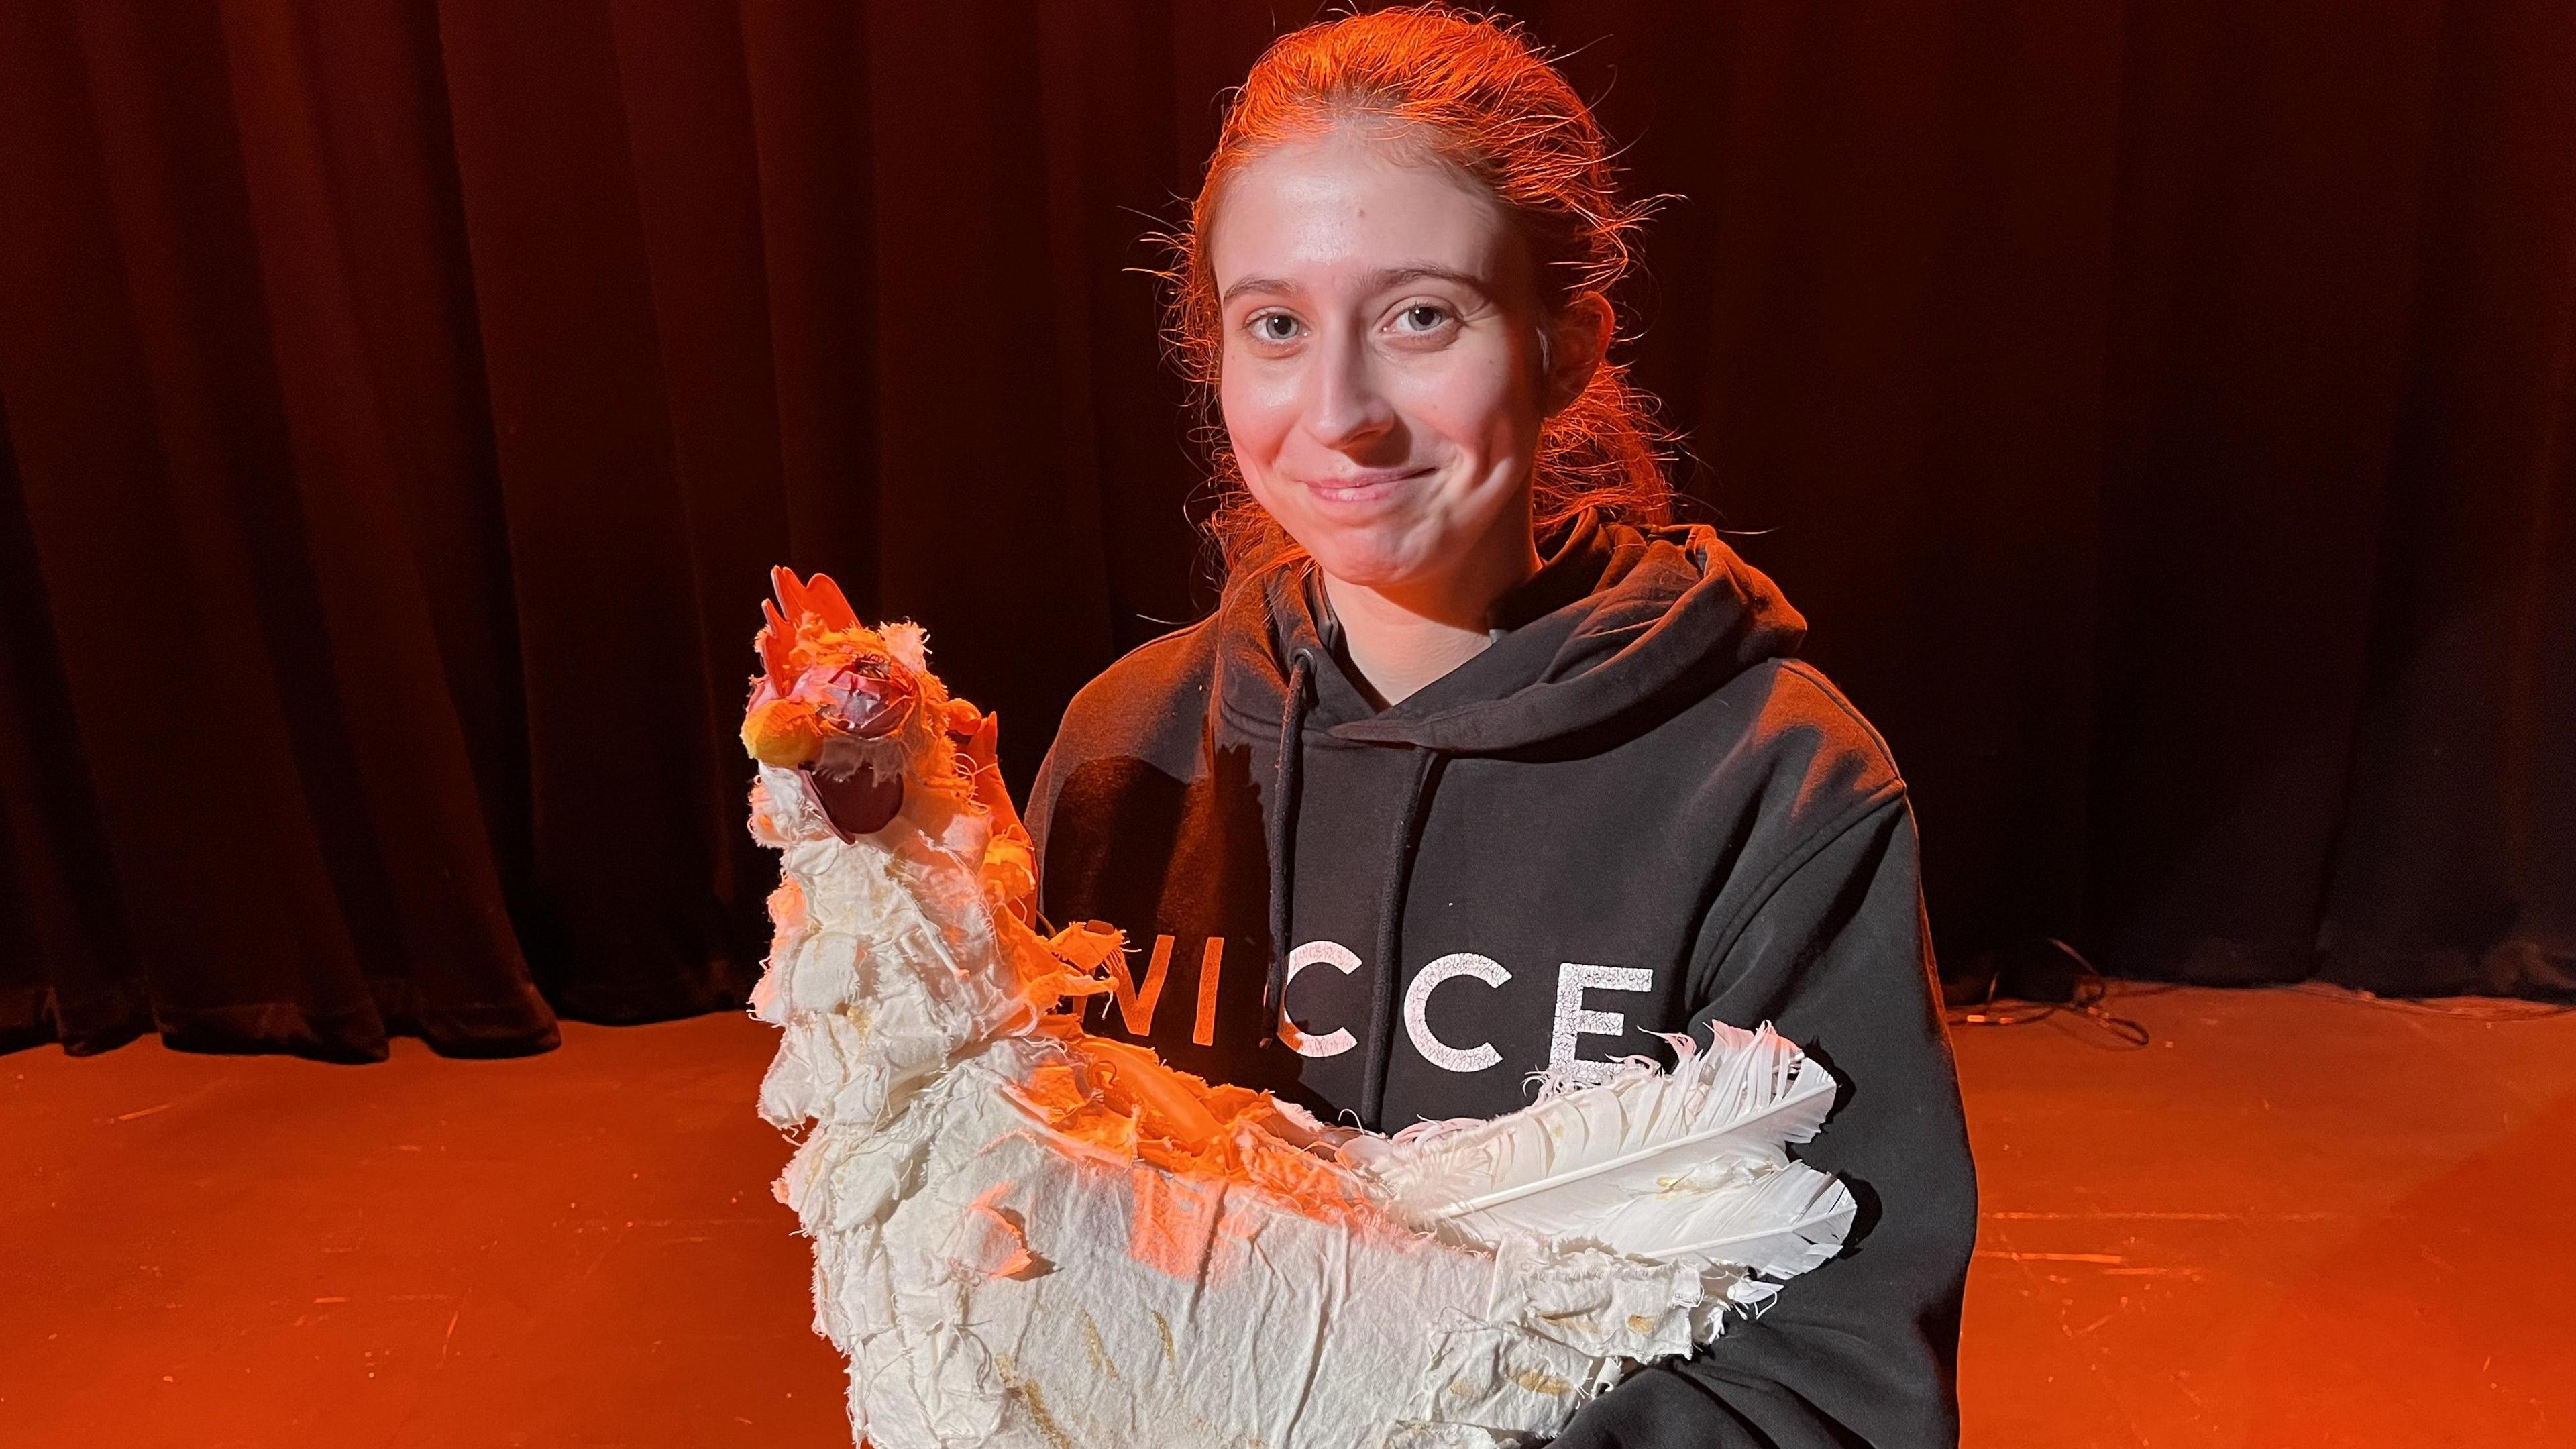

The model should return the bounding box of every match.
[1301,466,1434,505]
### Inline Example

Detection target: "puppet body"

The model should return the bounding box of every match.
[741,570,1856,1448]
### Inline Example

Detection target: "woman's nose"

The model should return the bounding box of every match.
[1303,330,1397,451]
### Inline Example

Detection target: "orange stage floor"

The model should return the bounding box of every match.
[7,985,2572,1448]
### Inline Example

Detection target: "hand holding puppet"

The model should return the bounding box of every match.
[739,570,1857,1448]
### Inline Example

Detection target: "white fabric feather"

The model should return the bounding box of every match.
[1348,1024,1856,1285]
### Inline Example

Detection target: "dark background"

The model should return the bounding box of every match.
[2,1,2569,1061]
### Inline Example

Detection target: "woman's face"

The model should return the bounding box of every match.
[1208,127,1562,594]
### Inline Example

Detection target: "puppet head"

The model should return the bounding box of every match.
[741,567,972,841]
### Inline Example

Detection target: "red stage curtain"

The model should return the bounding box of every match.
[1,1,2569,1059]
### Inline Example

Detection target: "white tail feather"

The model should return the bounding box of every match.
[1621,1159,1856,1279]
[1355,1022,1852,1285]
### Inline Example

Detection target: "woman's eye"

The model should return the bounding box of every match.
[1395,304,1452,334]
[1252,313,1299,343]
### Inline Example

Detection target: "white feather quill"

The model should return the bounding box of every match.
[1350,1022,1856,1284]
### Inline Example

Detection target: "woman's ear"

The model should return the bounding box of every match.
[1540,292,1614,416]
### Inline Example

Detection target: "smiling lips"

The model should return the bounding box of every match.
[1301,465,1432,502]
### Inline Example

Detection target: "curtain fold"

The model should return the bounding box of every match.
[0,0,2567,1061]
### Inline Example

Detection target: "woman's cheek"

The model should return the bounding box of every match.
[1220,364,1298,478]
[1223,395,1313,544]
[1395,356,1514,486]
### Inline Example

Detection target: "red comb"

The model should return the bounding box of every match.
[769,566,859,632]
[801,572,859,631]
[771,566,810,625]
[757,598,795,694]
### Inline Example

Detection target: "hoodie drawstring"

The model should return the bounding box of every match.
[1358,745,1440,1131]
[1256,633,1446,1130]
[1258,649,1314,1046]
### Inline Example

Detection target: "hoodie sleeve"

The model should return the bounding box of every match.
[1546,790,1978,1449]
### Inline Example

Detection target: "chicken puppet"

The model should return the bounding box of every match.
[739,569,1857,1449]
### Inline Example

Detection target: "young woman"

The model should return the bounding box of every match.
[1028,8,1976,1446]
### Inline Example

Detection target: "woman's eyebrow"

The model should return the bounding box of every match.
[1362,263,1493,297]
[1220,263,1493,307]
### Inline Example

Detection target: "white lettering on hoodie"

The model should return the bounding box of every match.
[1279,939,1360,1057]
[1403,952,1511,1071]
[1278,942,1654,1080]
[1549,963,1653,1085]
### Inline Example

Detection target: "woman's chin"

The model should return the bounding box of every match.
[1302,534,1432,591]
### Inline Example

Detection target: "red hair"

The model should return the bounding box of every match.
[1153,3,1679,586]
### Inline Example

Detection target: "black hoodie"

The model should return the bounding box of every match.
[1029,506,1976,1448]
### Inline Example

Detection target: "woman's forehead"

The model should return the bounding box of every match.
[1208,129,1522,301]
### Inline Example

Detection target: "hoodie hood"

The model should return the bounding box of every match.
[1216,505,1809,753]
